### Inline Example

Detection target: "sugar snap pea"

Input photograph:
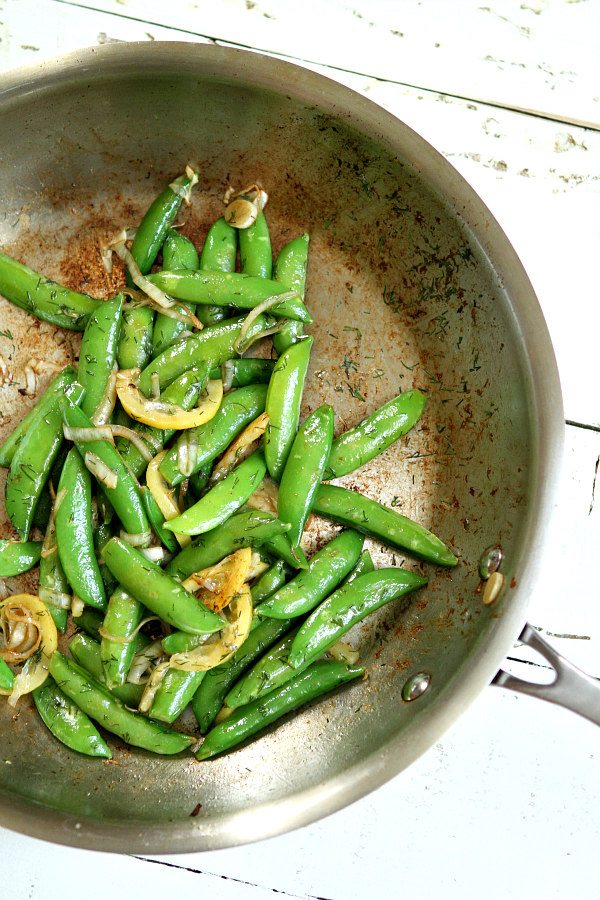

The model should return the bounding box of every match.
[258,530,364,620]
[166,508,291,581]
[39,497,70,632]
[102,537,223,635]
[72,607,103,642]
[138,314,270,397]
[0,540,41,576]
[323,389,427,480]
[149,669,204,724]
[220,358,275,390]
[0,251,100,330]
[165,451,267,536]
[264,336,313,481]
[197,216,238,326]
[313,484,458,567]
[250,559,290,604]
[78,294,123,420]
[49,651,193,755]
[129,166,198,278]
[0,367,80,468]
[261,531,309,570]
[100,588,145,689]
[289,568,428,669]
[141,486,179,553]
[148,271,311,323]
[341,549,374,586]
[196,660,363,760]
[277,404,334,550]
[56,448,107,611]
[224,628,300,710]
[33,677,111,758]
[239,211,272,279]
[69,632,145,707]
[272,233,309,354]
[94,521,118,596]
[117,305,154,370]
[160,384,268,487]
[63,403,149,541]
[153,229,199,356]
[192,615,292,733]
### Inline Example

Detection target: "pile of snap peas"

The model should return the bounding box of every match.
[0,167,458,762]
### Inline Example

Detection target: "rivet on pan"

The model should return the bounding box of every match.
[478,544,503,580]
[402,672,431,702]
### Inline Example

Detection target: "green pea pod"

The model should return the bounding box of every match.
[102,537,223,635]
[196,660,363,760]
[138,315,270,397]
[118,365,210,478]
[289,568,428,670]
[78,294,123,420]
[192,615,292,733]
[165,451,267,536]
[149,669,204,724]
[148,271,311,323]
[129,166,198,278]
[160,384,268,487]
[72,608,104,642]
[153,229,199,356]
[0,367,79,467]
[197,216,237,326]
[117,305,154,370]
[56,448,107,611]
[63,403,149,541]
[161,631,203,655]
[324,389,427,480]
[264,337,313,481]
[0,251,100,330]
[258,530,364,620]
[39,495,70,632]
[278,404,334,549]
[0,657,14,691]
[100,588,145,689]
[272,233,309,355]
[313,484,458,567]
[220,358,275,390]
[32,487,52,530]
[190,464,213,498]
[69,632,145,707]
[94,521,118,596]
[250,559,290,604]
[5,382,85,539]
[141,487,179,553]
[0,540,41,576]
[224,628,300,710]
[33,677,111,758]
[166,509,291,581]
[200,217,237,273]
[49,651,193,755]
[341,549,374,586]
[239,211,272,279]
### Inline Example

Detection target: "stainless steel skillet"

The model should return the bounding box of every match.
[0,42,588,853]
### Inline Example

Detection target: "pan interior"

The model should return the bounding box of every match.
[0,56,536,843]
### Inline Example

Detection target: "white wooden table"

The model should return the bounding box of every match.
[1,2,599,898]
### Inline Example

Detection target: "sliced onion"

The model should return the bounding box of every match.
[92,365,118,426]
[127,638,165,685]
[177,428,199,478]
[235,319,293,355]
[108,425,153,463]
[0,595,58,705]
[168,165,199,205]
[38,588,71,611]
[140,546,170,563]
[71,595,85,618]
[138,660,170,713]
[84,451,118,490]
[182,548,252,613]
[106,231,176,311]
[246,476,279,514]
[209,413,269,484]
[327,640,360,665]
[234,292,298,354]
[247,552,269,582]
[117,372,223,430]
[64,424,114,443]
[146,451,191,548]
[168,586,252,672]
[119,529,152,548]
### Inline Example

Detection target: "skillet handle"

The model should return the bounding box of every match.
[493,622,600,726]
